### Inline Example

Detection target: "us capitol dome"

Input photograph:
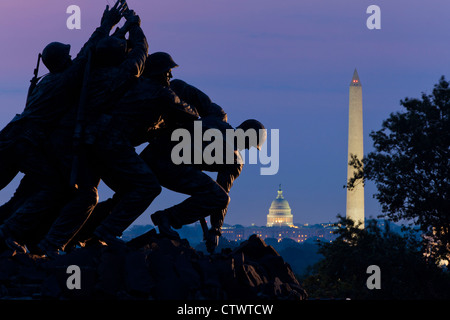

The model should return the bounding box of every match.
[267,185,294,227]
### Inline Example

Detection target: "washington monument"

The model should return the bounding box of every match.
[346,69,365,227]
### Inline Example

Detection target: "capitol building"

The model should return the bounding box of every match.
[220,185,337,243]
[267,185,294,227]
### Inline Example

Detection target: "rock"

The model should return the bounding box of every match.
[95,247,127,296]
[232,234,280,260]
[124,250,154,297]
[0,234,307,300]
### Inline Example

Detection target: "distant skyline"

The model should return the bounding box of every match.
[1,1,450,227]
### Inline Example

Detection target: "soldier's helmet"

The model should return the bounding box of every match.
[95,36,127,67]
[143,52,179,76]
[236,119,267,150]
[42,42,71,73]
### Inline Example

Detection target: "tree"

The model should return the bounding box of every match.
[301,216,450,299]
[348,76,450,263]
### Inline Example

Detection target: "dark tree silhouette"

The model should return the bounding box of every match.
[302,216,450,299]
[348,76,450,263]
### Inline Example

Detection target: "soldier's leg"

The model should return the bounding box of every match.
[34,126,103,254]
[0,174,64,253]
[140,144,229,229]
[28,126,102,256]
[93,144,161,241]
[65,197,118,247]
[0,175,33,224]
[0,141,66,242]
[40,155,100,252]
[0,149,20,191]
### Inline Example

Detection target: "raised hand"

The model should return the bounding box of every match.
[123,9,141,27]
[101,0,129,27]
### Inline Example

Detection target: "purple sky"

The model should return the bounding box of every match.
[1,0,450,227]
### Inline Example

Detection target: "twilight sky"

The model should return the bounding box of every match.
[1,0,449,227]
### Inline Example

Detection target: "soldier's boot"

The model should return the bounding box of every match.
[36,239,63,260]
[0,227,27,254]
[151,210,180,240]
[83,236,108,248]
[93,225,126,248]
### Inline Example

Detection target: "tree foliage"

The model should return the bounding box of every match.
[301,216,450,299]
[348,76,450,262]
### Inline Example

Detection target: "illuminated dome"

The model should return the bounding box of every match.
[267,185,294,227]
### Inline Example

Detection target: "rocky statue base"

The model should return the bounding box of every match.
[0,232,307,300]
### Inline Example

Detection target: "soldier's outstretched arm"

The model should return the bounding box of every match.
[208,162,243,240]
[162,89,199,124]
[73,1,127,63]
[64,1,127,88]
[217,159,243,195]
[121,10,148,76]
[170,79,229,122]
[111,11,149,91]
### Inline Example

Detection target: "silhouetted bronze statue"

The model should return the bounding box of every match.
[147,79,266,252]
[0,3,266,258]
[73,53,266,254]
[65,52,200,248]
[0,1,128,256]
[40,8,154,253]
